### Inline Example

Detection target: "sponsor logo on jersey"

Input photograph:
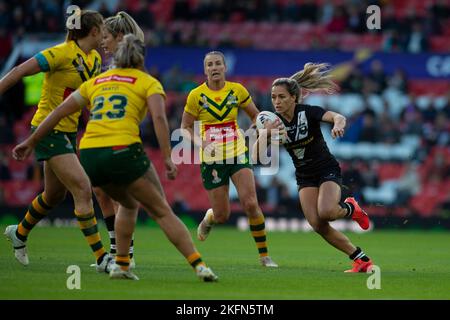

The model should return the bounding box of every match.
[94,75,137,85]
[204,121,238,143]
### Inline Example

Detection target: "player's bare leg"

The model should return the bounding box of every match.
[232,168,278,267]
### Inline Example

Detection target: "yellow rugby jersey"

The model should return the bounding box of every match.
[78,68,165,149]
[184,81,252,162]
[32,40,102,132]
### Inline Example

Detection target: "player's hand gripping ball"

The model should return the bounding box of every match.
[256,111,288,144]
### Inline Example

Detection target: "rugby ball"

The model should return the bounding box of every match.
[255,111,288,144]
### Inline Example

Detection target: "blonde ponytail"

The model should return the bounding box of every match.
[105,11,145,43]
[290,63,339,95]
[272,62,339,102]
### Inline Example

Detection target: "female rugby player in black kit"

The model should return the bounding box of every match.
[253,63,374,272]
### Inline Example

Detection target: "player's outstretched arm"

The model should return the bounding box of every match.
[0,58,41,95]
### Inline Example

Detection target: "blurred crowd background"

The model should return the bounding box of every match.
[0,0,449,222]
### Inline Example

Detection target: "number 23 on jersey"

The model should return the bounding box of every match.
[90,94,128,120]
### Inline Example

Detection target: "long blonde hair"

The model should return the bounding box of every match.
[272,63,339,102]
[114,34,145,69]
[104,11,145,43]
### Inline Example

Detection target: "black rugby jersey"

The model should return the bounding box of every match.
[276,104,339,171]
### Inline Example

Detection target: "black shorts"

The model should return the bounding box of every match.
[295,163,342,190]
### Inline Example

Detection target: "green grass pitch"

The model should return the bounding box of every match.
[1,225,449,300]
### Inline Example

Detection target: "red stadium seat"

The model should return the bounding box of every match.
[408,80,450,96]
[145,148,210,210]
[409,196,435,217]
[280,34,314,50]
[239,21,258,34]
[8,160,31,181]
[199,22,222,38]
[392,207,409,217]
[361,34,383,51]
[409,179,449,217]
[257,22,277,34]
[392,0,427,18]
[443,20,450,35]
[13,122,31,143]
[150,0,175,23]
[3,180,42,207]
[430,36,450,53]
[378,163,407,182]
[339,33,362,52]
[364,205,389,217]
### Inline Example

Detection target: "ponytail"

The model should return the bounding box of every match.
[290,63,339,95]
[272,63,338,102]
[104,11,145,43]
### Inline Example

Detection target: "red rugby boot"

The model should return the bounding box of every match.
[345,197,370,230]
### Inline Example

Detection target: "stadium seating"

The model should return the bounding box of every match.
[145,147,210,210]
[2,180,42,207]
[164,18,449,52]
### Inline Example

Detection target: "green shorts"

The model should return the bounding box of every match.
[200,153,252,190]
[32,127,77,161]
[79,143,150,187]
